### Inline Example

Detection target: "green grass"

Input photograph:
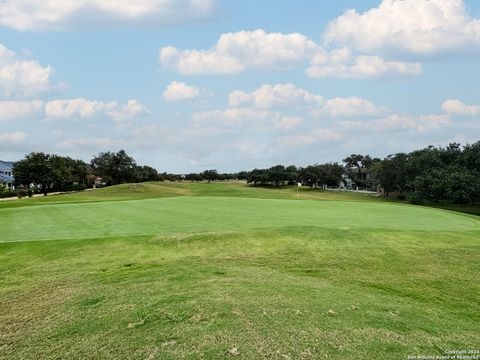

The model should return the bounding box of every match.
[0,181,387,209]
[1,196,478,243]
[1,182,479,359]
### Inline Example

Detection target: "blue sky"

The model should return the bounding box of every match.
[0,0,479,172]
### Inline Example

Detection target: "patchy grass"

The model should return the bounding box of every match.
[0,182,479,359]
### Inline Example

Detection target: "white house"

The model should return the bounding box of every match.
[340,173,356,189]
[0,160,15,190]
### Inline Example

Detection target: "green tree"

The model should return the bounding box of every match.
[247,169,266,186]
[343,154,374,188]
[202,169,218,183]
[461,141,480,172]
[323,162,344,187]
[13,152,60,196]
[373,154,407,196]
[267,165,287,186]
[134,165,159,182]
[298,165,320,188]
[90,150,137,185]
[285,165,298,185]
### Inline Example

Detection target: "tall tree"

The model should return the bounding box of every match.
[461,141,480,172]
[90,150,137,185]
[267,165,287,186]
[13,153,60,195]
[323,162,344,187]
[134,165,159,182]
[373,154,407,196]
[343,154,374,188]
[202,169,218,183]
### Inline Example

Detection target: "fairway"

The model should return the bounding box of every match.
[1,183,479,359]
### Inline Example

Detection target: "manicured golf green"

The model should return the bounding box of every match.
[2,196,479,243]
[0,182,479,359]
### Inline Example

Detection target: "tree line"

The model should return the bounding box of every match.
[178,142,480,205]
[6,141,480,205]
[185,163,345,188]
[236,163,344,188]
[10,150,168,196]
[373,142,480,205]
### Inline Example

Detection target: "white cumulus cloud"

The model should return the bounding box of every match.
[442,99,480,116]
[275,116,303,131]
[58,137,119,149]
[45,98,148,125]
[0,43,53,97]
[45,98,117,119]
[159,29,318,75]
[319,97,389,117]
[0,100,43,122]
[159,27,428,79]
[228,83,387,117]
[307,55,422,79]
[229,83,323,109]
[0,0,218,31]
[339,114,451,133]
[193,107,310,134]
[279,129,344,146]
[193,108,278,128]
[323,0,480,56]
[163,81,200,102]
[107,99,149,123]
[0,131,27,143]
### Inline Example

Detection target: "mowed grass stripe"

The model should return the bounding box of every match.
[1,196,478,243]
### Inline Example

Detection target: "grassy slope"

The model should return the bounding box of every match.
[1,182,479,359]
[0,181,388,209]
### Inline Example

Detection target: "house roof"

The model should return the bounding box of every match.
[0,160,14,172]
[0,173,14,183]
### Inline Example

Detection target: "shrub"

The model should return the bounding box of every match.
[0,189,16,198]
[72,184,87,191]
[62,184,88,192]
[406,193,424,205]
[17,189,28,198]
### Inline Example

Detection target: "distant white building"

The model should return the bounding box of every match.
[340,173,356,189]
[0,160,15,190]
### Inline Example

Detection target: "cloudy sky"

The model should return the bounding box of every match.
[0,0,479,172]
